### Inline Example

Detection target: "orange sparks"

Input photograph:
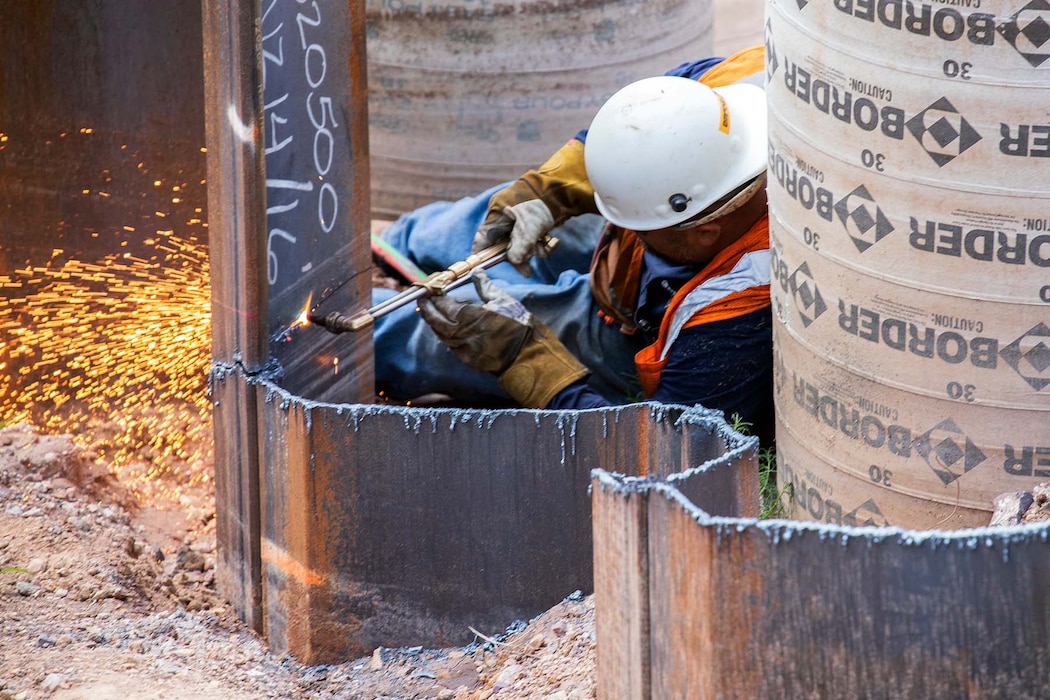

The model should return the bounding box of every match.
[0,229,213,483]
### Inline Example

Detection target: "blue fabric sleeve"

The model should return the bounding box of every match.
[548,306,774,446]
[664,56,726,79]
[572,55,725,144]
[547,379,618,411]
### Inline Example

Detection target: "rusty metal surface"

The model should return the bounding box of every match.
[592,472,651,700]
[204,0,373,633]
[202,0,269,632]
[0,1,207,270]
[259,0,372,344]
[238,371,754,663]
[259,0,373,402]
[593,469,1050,699]
[202,0,268,370]
[210,367,264,628]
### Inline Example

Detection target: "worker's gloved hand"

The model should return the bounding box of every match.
[419,270,590,408]
[473,139,598,276]
[475,198,555,277]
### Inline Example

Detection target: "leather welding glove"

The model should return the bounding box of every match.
[419,270,590,408]
[473,139,598,276]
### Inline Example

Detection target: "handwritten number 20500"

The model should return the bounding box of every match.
[297,0,338,234]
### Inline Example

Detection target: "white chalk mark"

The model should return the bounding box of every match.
[267,201,300,215]
[266,178,315,191]
[226,104,255,145]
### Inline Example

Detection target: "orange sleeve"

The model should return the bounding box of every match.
[698,46,765,89]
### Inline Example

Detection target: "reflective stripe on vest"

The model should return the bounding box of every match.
[659,249,771,361]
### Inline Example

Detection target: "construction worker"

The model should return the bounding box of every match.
[373,45,773,446]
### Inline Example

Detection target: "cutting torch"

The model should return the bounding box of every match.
[308,235,559,333]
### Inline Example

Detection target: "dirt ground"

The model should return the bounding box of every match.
[0,422,595,700]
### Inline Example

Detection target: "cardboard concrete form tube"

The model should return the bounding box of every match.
[774,406,992,529]
[767,0,1050,83]
[366,0,714,74]
[765,1,1050,194]
[366,0,714,216]
[714,0,764,55]
[773,323,1049,528]
[770,217,1050,409]
[767,115,1050,305]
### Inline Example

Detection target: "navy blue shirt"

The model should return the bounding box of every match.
[547,268,774,447]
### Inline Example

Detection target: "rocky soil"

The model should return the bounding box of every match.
[0,422,595,700]
[990,482,1050,526]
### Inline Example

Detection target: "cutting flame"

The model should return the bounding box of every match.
[295,294,312,328]
[271,294,314,344]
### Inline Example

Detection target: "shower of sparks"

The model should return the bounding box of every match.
[0,231,213,491]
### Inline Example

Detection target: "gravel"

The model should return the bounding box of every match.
[0,422,594,699]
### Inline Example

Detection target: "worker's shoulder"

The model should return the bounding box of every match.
[699,45,765,88]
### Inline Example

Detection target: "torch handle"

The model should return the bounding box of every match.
[308,236,557,334]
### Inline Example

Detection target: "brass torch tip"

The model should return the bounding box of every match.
[306,312,345,333]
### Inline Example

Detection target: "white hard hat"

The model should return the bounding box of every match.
[584,76,768,231]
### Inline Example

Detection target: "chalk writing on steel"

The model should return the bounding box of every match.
[261,0,353,333]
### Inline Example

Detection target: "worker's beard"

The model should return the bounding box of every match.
[636,225,721,267]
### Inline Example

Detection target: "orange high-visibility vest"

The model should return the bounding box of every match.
[634,219,770,397]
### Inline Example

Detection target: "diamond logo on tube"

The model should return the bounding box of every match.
[905,98,982,167]
[788,261,827,328]
[765,19,780,82]
[999,0,1050,67]
[833,185,894,253]
[845,498,889,528]
[914,418,987,486]
[1000,322,1050,391]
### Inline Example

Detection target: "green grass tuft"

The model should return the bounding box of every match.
[759,447,790,519]
[729,413,790,519]
[727,413,752,435]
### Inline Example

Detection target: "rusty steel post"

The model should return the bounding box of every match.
[592,470,1050,699]
[202,0,269,631]
[260,0,373,402]
[203,0,372,640]
[251,0,374,659]
[202,0,269,369]
[592,475,652,700]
